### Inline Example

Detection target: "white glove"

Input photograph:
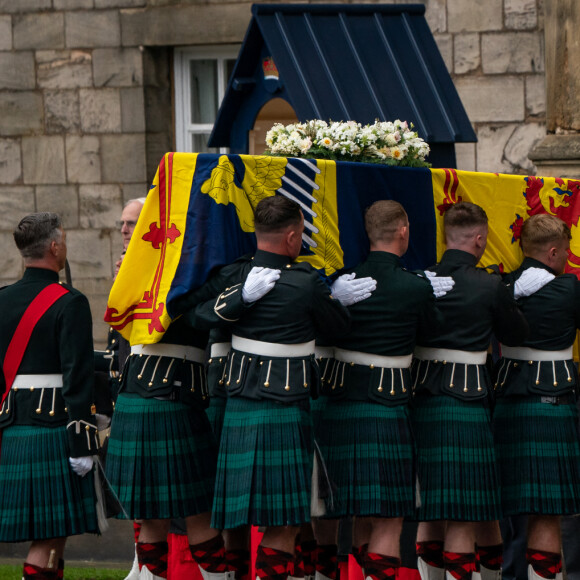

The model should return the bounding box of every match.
[424,270,455,298]
[241,266,281,303]
[69,456,94,477]
[513,267,555,299]
[331,273,377,306]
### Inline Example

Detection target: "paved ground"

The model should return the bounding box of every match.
[0,519,135,568]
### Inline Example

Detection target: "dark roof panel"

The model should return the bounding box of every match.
[209,4,476,148]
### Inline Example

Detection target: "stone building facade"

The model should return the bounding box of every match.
[0,0,558,345]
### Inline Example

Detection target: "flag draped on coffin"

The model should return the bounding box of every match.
[105,153,580,346]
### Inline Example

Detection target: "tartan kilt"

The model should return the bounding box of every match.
[211,397,313,529]
[106,393,218,520]
[317,400,415,518]
[0,425,99,542]
[411,393,501,521]
[206,397,227,442]
[493,396,580,516]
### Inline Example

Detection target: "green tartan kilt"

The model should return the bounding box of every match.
[0,425,98,542]
[211,397,313,529]
[106,393,218,520]
[206,397,227,442]
[411,393,501,521]
[318,400,416,518]
[493,396,580,516]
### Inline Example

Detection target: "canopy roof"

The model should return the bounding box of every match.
[209,3,476,152]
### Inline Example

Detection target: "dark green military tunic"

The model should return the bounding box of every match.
[0,267,99,541]
[318,251,442,518]
[411,249,528,522]
[494,257,580,515]
[191,249,351,529]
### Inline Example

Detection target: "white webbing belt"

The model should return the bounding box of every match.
[232,335,315,357]
[131,343,205,364]
[501,345,573,362]
[210,342,231,359]
[314,346,335,360]
[12,374,63,389]
[334,348,412,369]
[414,346,487,365]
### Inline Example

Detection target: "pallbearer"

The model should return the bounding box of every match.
[411,202,529,580]
[493,214,580,580]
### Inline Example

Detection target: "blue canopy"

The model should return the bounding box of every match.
[209,3,476,167]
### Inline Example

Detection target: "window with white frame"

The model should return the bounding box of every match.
[174,45,240,153]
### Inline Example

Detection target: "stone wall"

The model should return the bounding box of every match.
[423,0,546,174]
[0,0,548,346]
[0,0,150,346]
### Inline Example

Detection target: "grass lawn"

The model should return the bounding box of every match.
[0,565,127,579]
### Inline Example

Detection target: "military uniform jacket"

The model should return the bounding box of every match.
[413,249,529,400]
[188,250,351,403]
[495,257,580,398]
[0,267,98,457]
[330,251,442,404]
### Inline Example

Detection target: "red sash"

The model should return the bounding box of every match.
[1,283,69,407]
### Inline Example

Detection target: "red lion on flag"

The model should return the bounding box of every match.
[511,176,580,278]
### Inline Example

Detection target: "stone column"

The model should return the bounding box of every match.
[529,0,580,177]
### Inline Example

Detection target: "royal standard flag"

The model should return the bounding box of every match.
[105,153,580,345]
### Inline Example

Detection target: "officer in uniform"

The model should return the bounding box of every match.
[315,200,447,580]
[493,213,580,580]
[411,202,529,580]
[184,195,376,580]
[0,213,99,580]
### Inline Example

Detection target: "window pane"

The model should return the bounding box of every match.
[190,60,218,124]
[192,133,220,154]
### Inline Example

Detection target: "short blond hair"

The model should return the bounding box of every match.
[364,200,408,245]
[521,214,571,254]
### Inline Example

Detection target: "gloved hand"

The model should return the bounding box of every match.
[514,267,555,299]
[331,273,377,306]
[424,270,455,298]
[95,413,111,431]
[242,266,281,303]
[69,456,94,477]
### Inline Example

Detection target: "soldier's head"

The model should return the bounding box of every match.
[254,196,304,259]
[365,200,409,256]
[444,202,488,260]
[13,212,67,271]
[521,214,571,274]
